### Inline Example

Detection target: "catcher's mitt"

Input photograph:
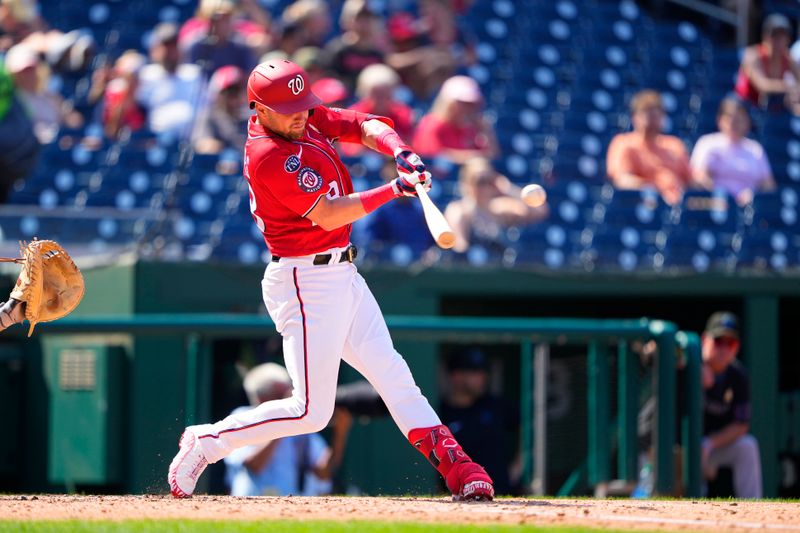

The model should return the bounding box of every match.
[1,239,84,336]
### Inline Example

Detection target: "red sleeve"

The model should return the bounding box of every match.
[307,105,394,144]
[252,151,326,218]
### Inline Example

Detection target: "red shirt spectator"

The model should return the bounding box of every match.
[344,64,414,155]
[102,51,146,138]
[734,14,800,113]
[412,75,497,163]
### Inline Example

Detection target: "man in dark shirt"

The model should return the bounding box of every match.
[438,348,520,495]
[701,312,762,498]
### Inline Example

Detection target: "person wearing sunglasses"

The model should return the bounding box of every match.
[700,311,763,498]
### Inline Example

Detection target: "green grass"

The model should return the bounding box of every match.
[0,520,664,533]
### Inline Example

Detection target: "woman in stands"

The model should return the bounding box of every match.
[690,97,776,206]
[444,157,547,253]
[412,75,498,164]
[735,14,800,115]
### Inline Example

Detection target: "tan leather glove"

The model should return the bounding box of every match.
[1,239,85,336]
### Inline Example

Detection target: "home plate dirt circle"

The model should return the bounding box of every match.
[1,495,798,531]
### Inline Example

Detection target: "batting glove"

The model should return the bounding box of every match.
[395,148,426,176]
[391,171,432,197]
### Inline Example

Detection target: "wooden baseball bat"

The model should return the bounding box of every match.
[415,183,455,249]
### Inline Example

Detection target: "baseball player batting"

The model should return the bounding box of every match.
[168,59,494,501]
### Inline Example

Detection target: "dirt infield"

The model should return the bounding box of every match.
[0,495,798,531]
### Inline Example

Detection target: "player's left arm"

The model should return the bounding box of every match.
[306,108,431,231]
[309,106,427,179]
[306,169,430,231]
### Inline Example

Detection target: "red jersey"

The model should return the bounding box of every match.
[243,106,392,257]
[412,113,488,157]
[735,43,791,105]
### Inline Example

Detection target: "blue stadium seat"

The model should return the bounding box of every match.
[738,230,796,272]
[515,222,583,269]
[595,188,670,231]
[583,226,658,272]
[661,226,738,272]
[673,190,739,233]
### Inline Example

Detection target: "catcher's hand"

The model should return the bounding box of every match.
[1,239,84,336]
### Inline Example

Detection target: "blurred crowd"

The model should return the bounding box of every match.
[1,0,800,258]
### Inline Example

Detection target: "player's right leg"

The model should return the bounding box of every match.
[340,274,494,501]
[169,261,354,498]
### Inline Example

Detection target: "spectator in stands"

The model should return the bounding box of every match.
[412,75,498,164]
[699,312,762,499]
[280,0,331,50]
[385,12,460,100]
[735,14,800,114]
[444,157,548,253]
[385,0,475,99]
[44,29,95,91]
[193,65,247,154]
[180,0,272,60]
[101,50,147,139]
[0,0,45,52]
[182,0,256,78]
[690,97,776,206]
[292,46,327,84]
[3,43,83,144]
[606,90,691,206]
[310,77,349,108]
[321,0,385,92]
[0,61,39,203]
[439,347,521,496]
[224,363,352,496]
[350,63,414,143]
[342,64,414,157]
[419,0,476,67]
[137,23,203,139]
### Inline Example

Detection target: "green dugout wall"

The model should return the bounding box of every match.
[1,261,798,496]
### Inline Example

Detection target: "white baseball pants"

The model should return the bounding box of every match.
[191,250,441,464]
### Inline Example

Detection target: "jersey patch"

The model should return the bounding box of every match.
[297,167,323,193]
[284,155,301,173]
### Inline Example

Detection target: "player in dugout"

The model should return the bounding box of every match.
[168,59,494,501]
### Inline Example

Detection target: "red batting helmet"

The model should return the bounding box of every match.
[247,59,322,114]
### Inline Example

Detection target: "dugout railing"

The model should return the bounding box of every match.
[26,315,702,497]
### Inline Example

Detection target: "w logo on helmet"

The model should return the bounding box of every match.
[288,75,305,95]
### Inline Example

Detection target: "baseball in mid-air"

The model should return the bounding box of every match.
[520,184,547,208]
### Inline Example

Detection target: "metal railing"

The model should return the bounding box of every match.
[28,314,702,496]
[662,0,750,47]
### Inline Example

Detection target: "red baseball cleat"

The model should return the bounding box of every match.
[448,460,495,501]
[168,431,208,498]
